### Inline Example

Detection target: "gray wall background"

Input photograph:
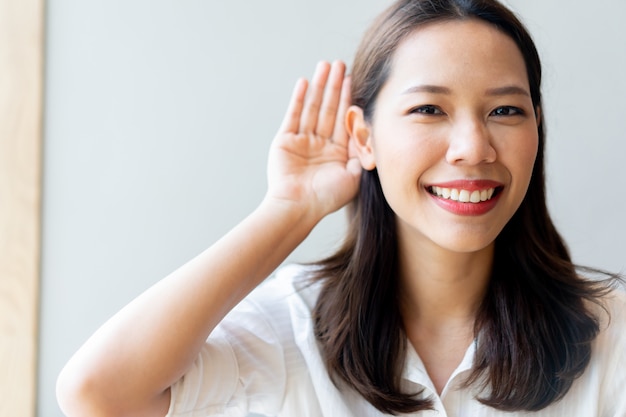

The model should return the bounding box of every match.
[40,1,626,416]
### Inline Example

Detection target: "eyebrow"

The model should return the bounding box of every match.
[401,84,530,97]
[401,85,452,95]
[485,85,530,97]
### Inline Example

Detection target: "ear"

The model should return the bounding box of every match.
[346,105,376,170]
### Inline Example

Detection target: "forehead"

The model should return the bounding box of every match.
[386,19,529,91]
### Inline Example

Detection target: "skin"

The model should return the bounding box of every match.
[349,20,539,393]
[56,19,539,417]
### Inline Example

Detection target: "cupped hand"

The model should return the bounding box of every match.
[266,61,362,221]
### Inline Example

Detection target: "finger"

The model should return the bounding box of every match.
[332,74,352,147]
[279,78,308,134]
[300,61,331,133]
[315,61,346,139]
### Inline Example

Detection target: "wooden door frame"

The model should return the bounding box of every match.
[0,0,44,415]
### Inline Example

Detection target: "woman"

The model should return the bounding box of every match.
[57,0,625,416]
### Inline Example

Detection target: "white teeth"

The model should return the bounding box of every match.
[430,186,497,203]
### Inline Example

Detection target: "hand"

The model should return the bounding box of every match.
[266,60,362,221]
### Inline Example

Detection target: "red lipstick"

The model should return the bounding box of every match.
[426,179,503,216]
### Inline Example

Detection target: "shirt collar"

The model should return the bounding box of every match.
[402,339,477,397]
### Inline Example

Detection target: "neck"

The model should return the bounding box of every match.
[397,235,493,330]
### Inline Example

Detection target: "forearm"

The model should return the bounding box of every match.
[57,198,318,416]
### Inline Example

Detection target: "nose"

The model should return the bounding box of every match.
[445,116,496,165]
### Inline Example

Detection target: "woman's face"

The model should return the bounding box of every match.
[354,19,539,255]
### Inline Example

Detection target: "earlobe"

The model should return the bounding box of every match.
[345,105,376,170]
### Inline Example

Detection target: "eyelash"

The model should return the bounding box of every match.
[409,105,443,115]
[408,105,525,117]
[490,106,525,116]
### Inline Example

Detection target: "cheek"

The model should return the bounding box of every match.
[499,132,539,194]
[515,134,539,177]
[372,124,444,169]
[373,136,444,211]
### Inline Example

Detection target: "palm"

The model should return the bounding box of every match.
[267,61,361,218]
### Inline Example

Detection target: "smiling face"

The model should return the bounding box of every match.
[350,19,539,255]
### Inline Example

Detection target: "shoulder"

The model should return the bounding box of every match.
[595,287,626,329]
[216,264,322,345]
[595,288,626,348]
[589,288,626,415]
[583,289,626,380]
[247,263,323,313]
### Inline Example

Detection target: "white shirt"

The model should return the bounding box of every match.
[166,264,626,417]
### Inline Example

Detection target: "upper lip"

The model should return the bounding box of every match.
[426,179,504,191]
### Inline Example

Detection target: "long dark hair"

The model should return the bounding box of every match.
[311,0,621,414]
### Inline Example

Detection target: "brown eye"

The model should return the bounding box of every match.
[411,105,444,115]
[491,106,524,116]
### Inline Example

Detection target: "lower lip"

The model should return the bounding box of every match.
[429,192,501,216]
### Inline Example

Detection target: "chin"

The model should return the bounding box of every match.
[430,232,499,255]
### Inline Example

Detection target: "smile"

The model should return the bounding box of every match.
[428,186,498,203]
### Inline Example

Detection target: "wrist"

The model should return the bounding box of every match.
[258,195,322,237]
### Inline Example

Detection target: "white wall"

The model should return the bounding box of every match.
[40,1,626,416]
